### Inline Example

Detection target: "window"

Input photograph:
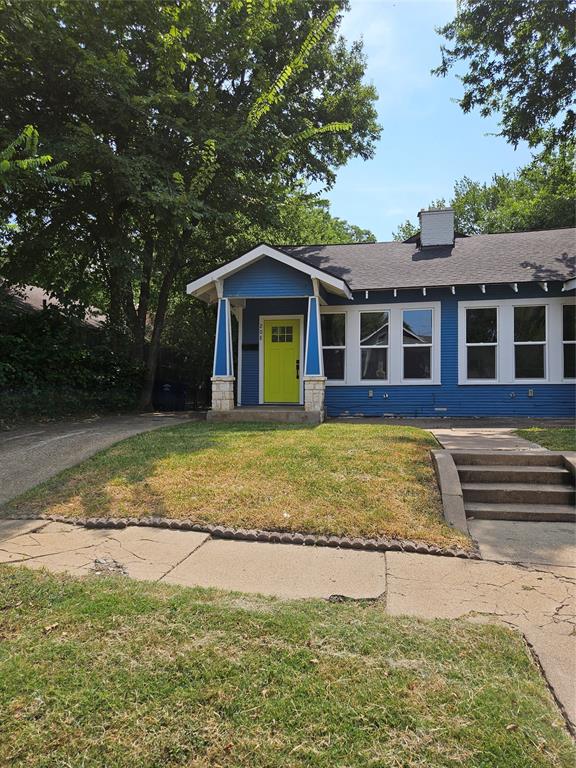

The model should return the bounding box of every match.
[321,313,345,380]
[403,309,433,379]
[514,305,546,379]
[563,304,576,379]
[271,325,293,343]
[466,307,497,379]
[360,311,389,380]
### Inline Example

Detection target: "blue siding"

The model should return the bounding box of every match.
[239,282,575,416]
[241,298,309,405]
[304,297,322,376]
[213,299,231,376]
[326,282,574,418]
[224,257,313,298]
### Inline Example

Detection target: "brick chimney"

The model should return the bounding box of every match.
[418,208,455,247]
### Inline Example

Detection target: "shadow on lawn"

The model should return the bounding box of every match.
[5,421,318,521]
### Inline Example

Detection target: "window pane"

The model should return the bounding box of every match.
[563,305,576,342]
[360,312,388,346]
[321,314,345,347]
[466,308,497,343]
[361,348,387,379]
[403,310,432,344]
[514,306,545,342]
[404,347,431,379]
[467,346,496,379]
[564,344,576,379]
[515,344,545,378]
[323,348,344,380]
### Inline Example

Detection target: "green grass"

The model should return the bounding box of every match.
[3,421,468,548]
[0,567,573,768]
[516,427,576,452]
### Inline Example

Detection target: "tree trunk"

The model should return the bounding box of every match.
[137,240,185,411]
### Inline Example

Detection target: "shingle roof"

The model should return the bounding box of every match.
[282,228,575,291]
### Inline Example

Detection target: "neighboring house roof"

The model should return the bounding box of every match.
[2,285,106,327]
[282,228,576,291]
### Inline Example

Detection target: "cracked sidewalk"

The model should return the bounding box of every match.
[0,518,574,731]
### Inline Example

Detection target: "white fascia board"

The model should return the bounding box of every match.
[186,243,352,300]
[563,278,576,292]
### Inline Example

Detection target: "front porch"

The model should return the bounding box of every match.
[186,245,352,421]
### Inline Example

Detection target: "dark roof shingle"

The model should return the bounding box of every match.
[283,228,575,290]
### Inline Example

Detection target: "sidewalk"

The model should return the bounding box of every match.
[1,518,574,730]
[429,426,546,451]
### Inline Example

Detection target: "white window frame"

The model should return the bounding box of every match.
[458,297,575,385]
[562,303,576,382]
[464,305,499,383]
[320,302,441,386]
[321,311,346,382]
[360,310,389,383]
[401,308,434,383]
[513,304,547,381]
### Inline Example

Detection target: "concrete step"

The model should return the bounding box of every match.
[207,408,322,425]
[465,502,576,522]
[451,451,565,467]
[461,482,575,505]
[457,465,573,485]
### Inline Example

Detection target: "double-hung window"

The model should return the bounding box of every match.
[360,311,389,380]
[514,305,546,379]
[563,304,576,379]
[465,307,497,379]
[402,309,433,379]
[321,313,345,380]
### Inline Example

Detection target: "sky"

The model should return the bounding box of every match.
[322,0,534,241]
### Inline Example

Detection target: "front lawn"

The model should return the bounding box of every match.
[3,421,468,548]
[516,427,576,452]
[1,567,573,768]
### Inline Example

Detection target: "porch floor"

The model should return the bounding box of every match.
[207,405,322,424]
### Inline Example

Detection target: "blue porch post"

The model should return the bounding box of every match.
[303,295,326,419]
[211,298,235,411]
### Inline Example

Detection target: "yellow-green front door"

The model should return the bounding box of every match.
[263,319,300,403]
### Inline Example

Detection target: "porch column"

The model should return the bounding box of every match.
[303,296,326,418]
[211,297,235,411]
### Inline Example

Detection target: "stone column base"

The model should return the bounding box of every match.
[304,376,326,420]
[211,376,235,411]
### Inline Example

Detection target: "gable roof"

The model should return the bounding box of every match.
[186,243,352,300]
[283,228,575,291]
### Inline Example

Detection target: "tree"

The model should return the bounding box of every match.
[434,0,575,147]
[0,0,380,408]
[392,219,418,242]
[392,141,575,239]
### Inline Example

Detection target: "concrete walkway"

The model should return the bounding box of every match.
[0,413,196,506]
[429,426,546,451]
[1,518,574,730]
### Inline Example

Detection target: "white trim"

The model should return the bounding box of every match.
[401,307,437,384]
[237,306,243,405]
[258,315,304,405]
[226,298,234,378]
[320,302,441,386]
[458,296,575,385]
[563,278,576,292]
[186,244,352,299]
[461,305,499,384]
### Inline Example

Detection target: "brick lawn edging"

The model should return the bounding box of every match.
[5,513,482,559]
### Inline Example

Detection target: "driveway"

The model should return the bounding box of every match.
[0,413,197,506]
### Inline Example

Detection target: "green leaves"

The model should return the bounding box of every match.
[248,3,340,128]
[434,0,575,147]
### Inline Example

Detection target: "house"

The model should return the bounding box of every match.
[186,208,576,420]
